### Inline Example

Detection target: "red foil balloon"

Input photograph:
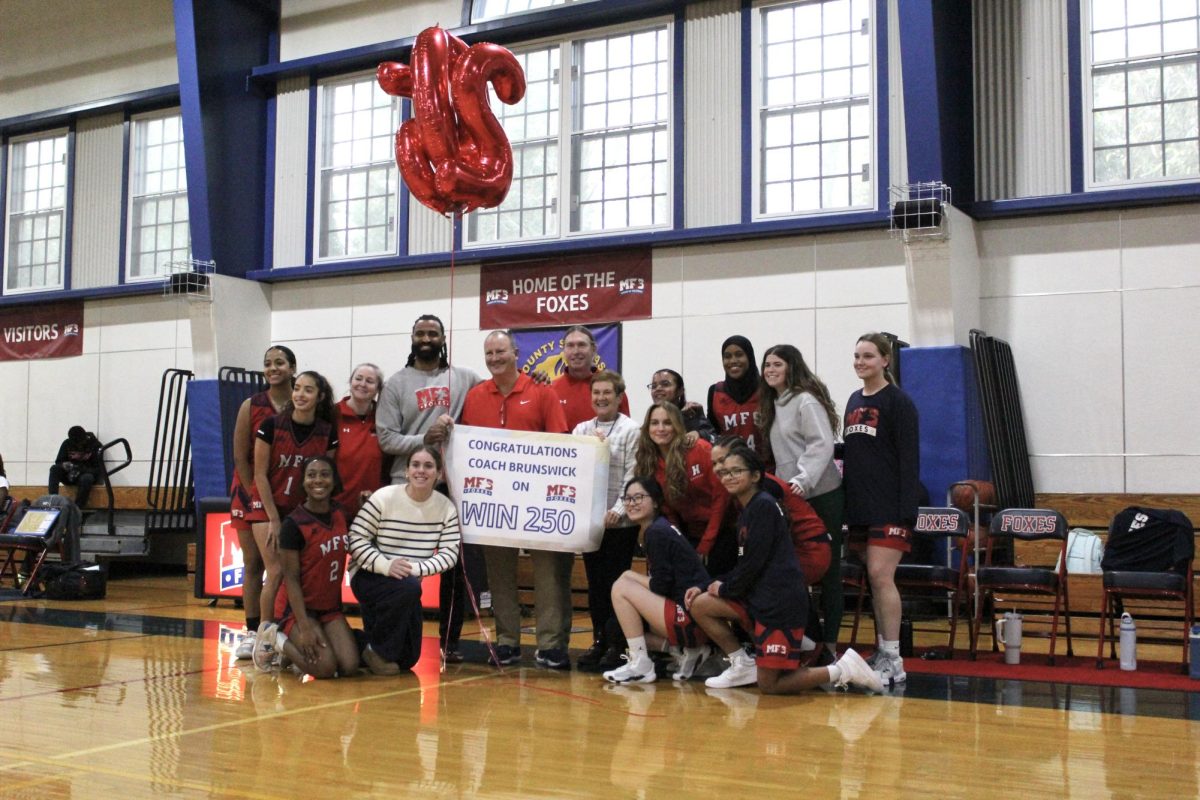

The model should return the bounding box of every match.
[378,27,526,215]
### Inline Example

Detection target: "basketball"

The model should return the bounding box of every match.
[950,479,996,511]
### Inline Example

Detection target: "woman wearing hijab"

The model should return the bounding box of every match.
[707,336,762,452]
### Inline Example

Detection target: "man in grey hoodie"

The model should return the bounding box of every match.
[375,314,481,660]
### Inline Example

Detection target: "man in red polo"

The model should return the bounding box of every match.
[551,325,630,429]
[455,330,573,669]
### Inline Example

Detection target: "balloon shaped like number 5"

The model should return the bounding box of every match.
[377,26,526,215]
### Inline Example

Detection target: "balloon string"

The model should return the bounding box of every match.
[440,210,503,672]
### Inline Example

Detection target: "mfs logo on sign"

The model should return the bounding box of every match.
[463,476,494,495]
[618,277,645,295]
[486,289,509,305]
[546,484,576,503]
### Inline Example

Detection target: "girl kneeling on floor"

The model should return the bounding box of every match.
[685,446,882,695]
[271,455,360,678]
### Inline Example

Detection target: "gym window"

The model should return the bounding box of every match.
[4,130,69,293]
[470,0,600,24]
[751,0,876,218]
[466,22,672,247]
[1085,0,1200,187]
[315,73,400,261]
[128,111,191,281]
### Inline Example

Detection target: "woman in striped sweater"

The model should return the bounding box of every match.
[348,445,461,675]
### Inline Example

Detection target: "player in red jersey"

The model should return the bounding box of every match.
[706,336,762,451]
[267,455,359,678]
[633,402,735,575]
[248,370,339,669]
[334,363,387,518]
[231,345,296,661]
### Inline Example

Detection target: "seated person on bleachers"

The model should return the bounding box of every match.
[49,426,104,508]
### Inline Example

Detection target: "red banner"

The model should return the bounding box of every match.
[480,249,651,328]
[0,301,83,361]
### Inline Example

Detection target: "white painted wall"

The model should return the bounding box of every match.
[978,202,1200,493]
[0,296,193,490]
[279,0,462,61]
[0,0,177,119]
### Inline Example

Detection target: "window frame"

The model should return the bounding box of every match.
[1081,0,1200,191]
[463,17,675,250]
[125,108,191,283]
[469,0,601,25]
[3,128,70,295]
[312,71,402,264]
[749,0,879,221]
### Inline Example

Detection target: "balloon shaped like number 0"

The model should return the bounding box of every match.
[377,26,526,215]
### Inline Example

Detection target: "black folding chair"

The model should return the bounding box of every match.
[972,508,1072,664]
[1096,509,1195,674]
[895,506,973,656]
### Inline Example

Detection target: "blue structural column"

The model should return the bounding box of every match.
[174,0,279,277]
[903,346,991,508]
[896,1,975,204]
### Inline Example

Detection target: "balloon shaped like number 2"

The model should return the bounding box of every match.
[378,27,526,215]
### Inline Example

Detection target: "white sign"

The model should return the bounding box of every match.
[445,424,609,553]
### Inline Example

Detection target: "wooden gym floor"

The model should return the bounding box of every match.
[1,573,1198,799]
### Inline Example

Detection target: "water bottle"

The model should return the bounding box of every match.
[1119,612,1137,671]
[1190,625,1200,680]
[995,611,1022,665]
[899,617,913,658]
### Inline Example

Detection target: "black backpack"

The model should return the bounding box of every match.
[1100,506,1194,573]
[35,561,108,600]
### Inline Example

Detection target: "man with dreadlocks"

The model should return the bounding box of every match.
[376,313,482,662]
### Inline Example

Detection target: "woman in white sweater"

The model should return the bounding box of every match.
[758,344,844,662]
[349,445,461,675]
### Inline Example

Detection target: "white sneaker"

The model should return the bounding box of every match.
[234,631,256,660]
[602,653,657,684]
[874,654,907,687]
[704,652,757,688]
[671,645,711,681]
[833,648,885,693]
[253,622,280,672]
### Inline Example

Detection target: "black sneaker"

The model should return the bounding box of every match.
[534,648,571,670]
[577,641,607,669]
[491,645,522,666]
[598,645,624,670]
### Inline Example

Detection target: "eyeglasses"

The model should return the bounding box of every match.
[715,467,750,480]
[646,380,675,390]
[622,493,650,505]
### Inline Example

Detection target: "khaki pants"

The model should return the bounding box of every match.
[483,545,574,651]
